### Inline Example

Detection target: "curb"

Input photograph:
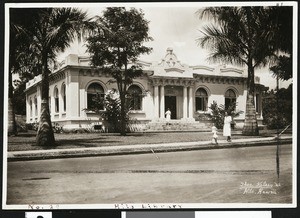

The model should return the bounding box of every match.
[7,138,292,162]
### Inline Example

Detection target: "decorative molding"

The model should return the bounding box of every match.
[150,77,196,87]
[165,67,185,73]
[191,65,214,72]
[158,48,185,69]
[49,71,66,85]
[220,67,244,74]
[193,74,247,85]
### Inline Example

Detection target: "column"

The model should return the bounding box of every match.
[26,94,30,123]
[59,85,64,119]
[183,86,188,119]
[37,86,41,121]
[67,74,80,118]
[188,86,193,119]
[160,85,165,119]
[154,85,159,119]
[50,95,54,120]
[64,75,68,117]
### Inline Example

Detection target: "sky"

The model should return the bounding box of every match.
[57,4,293,90]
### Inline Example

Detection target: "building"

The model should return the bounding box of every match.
[25,48,266,131]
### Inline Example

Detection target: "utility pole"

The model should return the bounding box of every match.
[276,73,280,179]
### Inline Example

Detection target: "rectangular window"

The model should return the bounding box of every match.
[256,94,259,113]
[128,95,142,111]
[87,94,95,110]
[87,93,104,110]
[225,98,236,110]
[30,104,32,117]
[196,97,207,111]
[55,97,59,113]
[133,96,142,110]
[63,95,66,112]
[35,104,38,116]
[225,98,231,110]
[49,97,51,113]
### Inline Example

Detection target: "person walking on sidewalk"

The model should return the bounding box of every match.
[223,112,232,142]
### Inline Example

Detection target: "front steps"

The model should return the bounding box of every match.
[145,119,212,132]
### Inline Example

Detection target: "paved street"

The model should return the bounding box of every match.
[6,144,293,205]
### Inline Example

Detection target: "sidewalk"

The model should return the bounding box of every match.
[7,135,292,162]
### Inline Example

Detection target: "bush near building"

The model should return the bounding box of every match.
[203,101,244,129]
[262,84,292,129]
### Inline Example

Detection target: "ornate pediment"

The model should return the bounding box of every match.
[151,48,194,78]
[158,48,185,70]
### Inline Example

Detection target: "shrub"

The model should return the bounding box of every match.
[203,101,244,129]
[52,122,63,133]
[84,89,132,133]
[262,85,292,129]
[15,115,28,132]
[26,122,39,131]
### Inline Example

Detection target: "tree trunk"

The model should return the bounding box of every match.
[242,64,259,135]
[8,71,17,136]
[36,54,55,146]
[120,92,127,136]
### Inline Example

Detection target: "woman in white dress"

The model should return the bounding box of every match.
[223,112,232,142]
[165,108,171,121]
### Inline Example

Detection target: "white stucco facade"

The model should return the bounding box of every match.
[25,48,266,131]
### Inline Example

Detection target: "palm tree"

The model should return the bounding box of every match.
[12,8,90,146]
[269,6,293,81]
[197,7,280,135]
[8,9,42,135]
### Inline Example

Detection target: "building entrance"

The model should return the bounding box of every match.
[165,96,177,119]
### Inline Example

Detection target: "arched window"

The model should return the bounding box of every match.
[87,82,105,110]
[127,85,143,110]
[34,96,38,116]
[225,89,236,110]
[54,87,59,113]
[61,83,66,112]
[195,88,208,111]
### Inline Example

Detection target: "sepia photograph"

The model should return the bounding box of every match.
[2,1,297,209]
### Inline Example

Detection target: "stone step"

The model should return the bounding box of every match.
[146,121,211,131]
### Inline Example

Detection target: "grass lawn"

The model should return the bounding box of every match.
[6,130,278,152]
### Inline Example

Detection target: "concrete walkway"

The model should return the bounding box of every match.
[7,135,292,162]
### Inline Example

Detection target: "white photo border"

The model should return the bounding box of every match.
[2,1,298,209]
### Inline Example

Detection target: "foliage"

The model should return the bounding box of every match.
[102,92,130,133]
[270,55,292,81]
[198,7,279,68]
[197,6,289,135]
[204,101,244,129]
[9,8,90,146]
[8,9,43,135]
[262,84,292,129]
[14,115,28,132]
[86,7,152,135]
[84,90,131,133]
[52,122,63,133]
[12,79,30,115]
[268,7,293,81]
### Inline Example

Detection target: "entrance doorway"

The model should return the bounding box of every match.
[165,96,177,119]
